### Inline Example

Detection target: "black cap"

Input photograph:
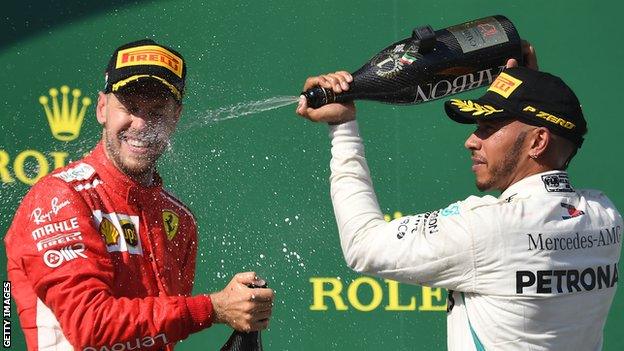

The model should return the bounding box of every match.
[104,39,186,101]
[444,67,587,147]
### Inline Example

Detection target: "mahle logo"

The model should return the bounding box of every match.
[39,85,91,141]
[0,85,92,186]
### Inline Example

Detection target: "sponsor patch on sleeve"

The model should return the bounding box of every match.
[394,210,445,239]
[37,232,83,252]
[30,197,71,225]
[441,203,461,217]
[424,211,440,235]
[541,173,574,193]
[92,211,143,255]
[43,243,87,268]
[561,203,585,219]
[52,163,95,182]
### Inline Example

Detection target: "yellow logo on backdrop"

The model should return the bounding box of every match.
[0,84,92,186]
[309,277,447,312]
[39,85,91,141]
[308,210,447,313]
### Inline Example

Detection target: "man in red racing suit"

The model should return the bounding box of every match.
[5,39,274,350]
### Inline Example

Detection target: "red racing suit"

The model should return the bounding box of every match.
[5,142,214,351]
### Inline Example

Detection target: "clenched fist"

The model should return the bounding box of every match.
[296,71,356,125]
[210,272,274,331]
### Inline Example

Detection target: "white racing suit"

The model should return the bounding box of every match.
[329,121,621,351]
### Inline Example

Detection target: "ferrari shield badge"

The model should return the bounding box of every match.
[162,210,180,241]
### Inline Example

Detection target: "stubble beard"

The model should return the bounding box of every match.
[103,128,163,182]
[475,131,528,192]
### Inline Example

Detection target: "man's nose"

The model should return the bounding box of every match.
[464,133,480,150]
[130,114,148,130]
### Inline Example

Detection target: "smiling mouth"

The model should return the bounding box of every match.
[119,133,155,154]
[124,137,149,148]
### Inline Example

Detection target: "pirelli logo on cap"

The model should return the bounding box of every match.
[116,45,183,78]
[488,72,523,98]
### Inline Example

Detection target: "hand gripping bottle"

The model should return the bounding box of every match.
[220,283,267,351]
[302,15,523,108]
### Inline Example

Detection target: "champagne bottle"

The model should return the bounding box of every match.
[220,330,263,351]
[220,283,266,351]
[302,15,523,108]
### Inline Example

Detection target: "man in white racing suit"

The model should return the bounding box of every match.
[295,56,622,349]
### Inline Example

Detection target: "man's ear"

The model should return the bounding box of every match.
[528,127,551,158]
[173,103,183,125]
[96,92,107,126]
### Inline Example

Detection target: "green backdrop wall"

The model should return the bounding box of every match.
[1,0,622,349]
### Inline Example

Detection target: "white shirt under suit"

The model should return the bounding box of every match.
[328,121,621,351]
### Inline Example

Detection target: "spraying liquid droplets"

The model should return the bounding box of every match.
[181,95,299,130]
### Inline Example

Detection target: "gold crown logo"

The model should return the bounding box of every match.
[39,85,92,141]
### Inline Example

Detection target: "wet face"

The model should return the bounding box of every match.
[96,84,181,184]
[464,118,531,192]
